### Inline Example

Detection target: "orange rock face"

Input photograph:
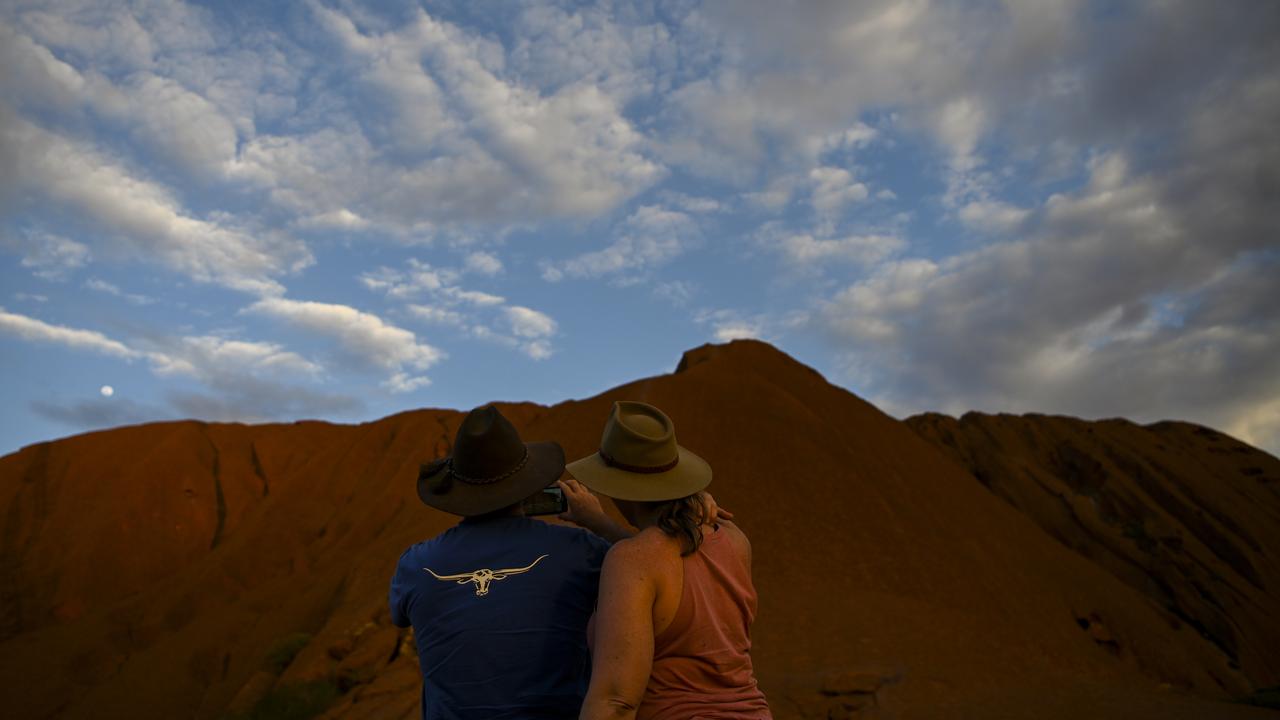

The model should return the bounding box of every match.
[1,340,1277,719]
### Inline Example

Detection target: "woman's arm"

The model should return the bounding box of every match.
[579,538,661,720]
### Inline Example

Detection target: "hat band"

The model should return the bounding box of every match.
[449,447,529,485]
[598,448,679,474]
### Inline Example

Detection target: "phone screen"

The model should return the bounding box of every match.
[522,486,566,516]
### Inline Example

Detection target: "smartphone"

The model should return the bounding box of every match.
[522,485,567,516]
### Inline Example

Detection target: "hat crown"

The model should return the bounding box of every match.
[452,405,526,480]
[600,401,679,469]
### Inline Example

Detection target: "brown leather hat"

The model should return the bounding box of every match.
[417,405,565,516]
[566,401,711,501]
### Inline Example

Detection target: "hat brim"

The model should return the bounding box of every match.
[565,445,711,502]
[417,441,565,516]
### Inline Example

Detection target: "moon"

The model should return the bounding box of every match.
[100,385,114,397]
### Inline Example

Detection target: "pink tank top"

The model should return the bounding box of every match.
[627,525,772,720]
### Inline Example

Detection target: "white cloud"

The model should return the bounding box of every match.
[382,372,432,394]
[150,335,322,380]
[16,3,177,73]
[0,23,92,111]
[540,263,564,282]
[298,209,371,231]
[364,256,554,360]
[299,4,666,223]
[6,231,91,280]
[467,320,554,360]
[406,304,465,327]
[713,322,761,342]
[0,112,310,296]
[0,307,352,422]
[694,308,783,344]
[505,305,557,359]
[508,3,680,104]
[809,122,879,157]
[506,306,556,339]
[552,205,697,280]
[743,174,801,211]
[653,280,695,306]
[521,340,553,360]
[933,96,986,163]
[116,72,239,177]
[150,336,360,422]
[0,306,141,360]
[84,278,154,305]
[661,191,722,214]
[809,166,869,216]
[958,200,1032,234]
[826,258,940,342]
[779,233,905,267]
[464,251,503,275]
[358,260,459,300]
[446,288,506,307]
[1,19,247,180]
[244,296,443,374]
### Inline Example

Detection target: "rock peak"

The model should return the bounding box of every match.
[675,338,808,374]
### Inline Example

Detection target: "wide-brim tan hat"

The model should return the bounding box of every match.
[567,401,711,501]
[417,405,565,516]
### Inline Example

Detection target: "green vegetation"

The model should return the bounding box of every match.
[264,633,313,675]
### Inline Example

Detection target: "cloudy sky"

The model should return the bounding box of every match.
[2,0,1277,458]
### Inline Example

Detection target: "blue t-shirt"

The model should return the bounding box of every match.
[389,515,611,720]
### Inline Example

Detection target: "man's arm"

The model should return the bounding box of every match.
[558,478,634,543]
[388,549,414,628]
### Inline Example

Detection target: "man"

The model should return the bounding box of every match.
[389,405,629,719]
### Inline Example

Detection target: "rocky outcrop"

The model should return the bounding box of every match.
[1,341,1278,719]
[906,411,1280,693]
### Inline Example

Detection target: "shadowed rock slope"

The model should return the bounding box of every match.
[905,412,1280,691]
[2,340,1278,719]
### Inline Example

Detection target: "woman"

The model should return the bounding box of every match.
[559,400,772,720]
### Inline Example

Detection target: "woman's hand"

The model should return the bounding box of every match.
[699,491,735,525]
[558,478,634,542]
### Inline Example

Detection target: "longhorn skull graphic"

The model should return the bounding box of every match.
[424,554,549,596]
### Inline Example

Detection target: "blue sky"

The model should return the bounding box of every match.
[2,0,1278,457]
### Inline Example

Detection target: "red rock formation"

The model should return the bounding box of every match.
[1,340,1277,719]
[905,412,1280,690]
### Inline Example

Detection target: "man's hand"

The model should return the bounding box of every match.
[558,477,608,526]
[558,477,634,543]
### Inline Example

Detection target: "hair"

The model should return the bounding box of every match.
[649,493,710,556]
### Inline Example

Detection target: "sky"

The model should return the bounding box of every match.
[1,0,1277,459]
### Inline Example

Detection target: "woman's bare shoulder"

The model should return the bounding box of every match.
[606,527,682,570]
